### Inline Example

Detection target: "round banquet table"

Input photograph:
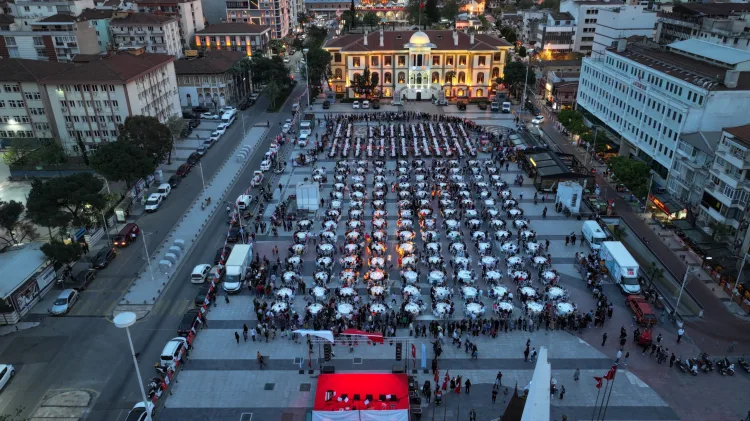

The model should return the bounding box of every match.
[371,257,385,267]
[351,192,364,200]
[295,232,308,242]
[331,200,342,209]
[402,256,417,266]
[485,199,496,207]
[345,244,358,253]
[471,231,485,241]
[486,270,502,281]
[373,200,385,208]
[399,230,415,241]
[369,270,385,281]
[499,190,511,198]
[547,286,566,300]
[371,303,387,314]
[457,270,473,283]
[370,285,385,296]
[495,230,510,241]
[490,219,505,229]
[327,210,341,219]
[337,303,354,317]
[434,287,450,299]
[468,218,481,227]
[347,220,362,229]
[508,209,522,217]
[521,230,535,239]
[481,256,497,266]
[343,256,357,266]
[526,302,544,314]
[405,302,421,314]
[288,256,301,266]
[292,244,305,254]
[307,303,323,314]
[454,257,469,268]
[324,220,337,230]
[504,199,517,208]
[556,302,575,315]
[398,243,414,254]
[543,271,558,282]
[318,244,334,254]
[371,243,386,254]
[403,271,418,284]
[501,242,518,253]
[341,269,356,281]
[283,271,297,282]
[462,286,478,299]
[465,209,478,218]
[526,242,540,253]
[513,271,530,281]
[373,218,386,228]
[314,271,328,282]
[447,231,461,241]
[334,183,345,191]
[276,288,293,299]
[434,302,451,315]
[450,243,465,254]
[533,256,548,266]
[426,242,439,252]
[400,210,413,218]
[373,210,386,218]
[312,286,327,298]
[403,285,420,296]
[350,200,363,209]
[446,219,459,229]
[429,271,446,284]
[298,219,312,229]
[316,257,332,267]
[428,256,442,265]
[466,303,485,315]
[487,209,500,217]
[271,302,288,313]
[506,256,522,266]
[346,231,360,240]
[372,231,386,241]
[492,285,508,299]
[514,220,528,229]
[520,286,536,297]
[339,287,356,297]
[496,301,513,312]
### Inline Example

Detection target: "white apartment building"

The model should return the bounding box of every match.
[8,0,95,29]
[225,0,293,39]
[656,3,750,51]
[560,0,624,53]
[519,9,547,44]
[194,23,271,56]
[0,13,102,61]
[110,12,182,57]
[530,11,575,52]
[0,52,180,154]
[174,50,248,108]
[667,130,718,210]
[698,125,750,250]
[591,4,656,56]
[134,0,205,47]
[577,38,750,178]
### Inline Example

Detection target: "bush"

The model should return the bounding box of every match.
[266,85,294,113]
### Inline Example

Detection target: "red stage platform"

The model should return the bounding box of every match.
[312,373,410,421]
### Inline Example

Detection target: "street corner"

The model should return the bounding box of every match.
[27,389,97,421]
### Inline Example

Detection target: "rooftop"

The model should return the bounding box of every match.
[77,8,114,20]
[550,11,574,20]
[325,30,512,52]
[668,39,750,67]
[174,50,246,75]
[569,0,624,5]
[0,14,14,24]
[679,130,721,155]
[195,23,271,34]
[134,0,196,4]
[111,12,176,25]
[0,243,49,300]
[45,52,175,83]
[0,59,76,82]
[37,14,77,23]
[537,59,583,69]
[672,2,750,17]
[724,124,750,149]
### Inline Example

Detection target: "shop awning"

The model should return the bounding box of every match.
[649,192,687,219]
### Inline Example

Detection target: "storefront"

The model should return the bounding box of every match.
[0,243,56,325]
[647,192,687,223]
[520,148,593,192]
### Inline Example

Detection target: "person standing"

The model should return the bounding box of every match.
[469,409,477,421]
[494,371,503,389]
[250,327,257,342]
[677,327,684,344]
[602,332,608,346]
[559,385,566,400]
[669,353,676,368]
[615,349,622,365]
[623,352,629,367]
[257,351,265,368]
[524,346,530,362]
[242,324,249,342]
[573,368,580,382]
[492,388,498,403]
[465,379,471,394]
[234,331,240,344]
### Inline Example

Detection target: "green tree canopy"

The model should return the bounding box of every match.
[425,0,441,23]
[363,12,380,29]
[607,156,651,200]
[557,109,587,135]
[442,0,459,20]
[91,140,156,189]
[26,173,107,229]
[0,200,36,248]
[499,26,517,44]
[352,67,379,97]
[306,47,332,88]
[41,239,83,266]
[503,61,535,97]
[117,116,173,165]
[518,46,527,58]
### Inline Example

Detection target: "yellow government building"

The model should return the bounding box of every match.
[324,29,513,100]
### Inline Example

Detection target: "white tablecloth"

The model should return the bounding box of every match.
[547,286,565,299]
[399,243,414,254]
[370,270,385,281]
[492,286,508,298]
[513,271,530,281]
[526,242,540,253]
[556,302,574,315]
[371,303,387,314]
[501,242,518,253]
[497,302,513,311]
[507,256,522,265]
[533,256,548,265]
[462,286,478,298]
[435,302,451,315]
[481,256,497,266]
[543,271,558,281]
[404,285,420,296]
[405,303,421,314]
[430,271,445,282]
[446,219,459,228]
[434,287,450,299]
[272,302,288,313]
[339,287,355,297]
[307,303,323,314]
[526,302,543,313]
[317,257,332,267]
[403,271,418,283]
[466,303,484,315]
[288,256,301,266]
[457,270,472,281]
[370,286,385,295]
[277,288,293,298]
[520,287,536,297]
[313,286,327,298]
[338,303,353,315]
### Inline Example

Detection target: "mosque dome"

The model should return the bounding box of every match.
[409,31,430,45]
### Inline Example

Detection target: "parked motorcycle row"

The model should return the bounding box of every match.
[676,353,750,376]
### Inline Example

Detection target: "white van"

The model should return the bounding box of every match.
[221,112,236,125]
[156,183,171,198]
[160,337,188,367]
[236,194,251,210]
[582,220,607,250]
[300,121,312,136]
[502,102,511,113]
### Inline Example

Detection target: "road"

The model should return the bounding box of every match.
[526,101,750,353]
[0,81,306,420]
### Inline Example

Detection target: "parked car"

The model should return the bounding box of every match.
[626,296,657,327]
[531,115,545,124]
[159,337,188,367]
[196,145,208,156]
[298,133,309,147]
[114,223,140,247]
[457,101,467,110]
[362,100,370,109]
[283,56,290,63]
[92,245,116,269]
[251,170,263,187]
[322,100,331,109]
[222,276,242,294]
[50,289,79,315]
[372,100,380,109]
[144,193,163,212]
[478,102,488,110]
[70,269,96,290]
[282,123,292,133]
[202,139,215,150]
[352,101,360,109]
[490,102,500,112]
[156,183,171,198]
[209,131,221,142]
[186,152,201,165]
[226,227,242,243]
[190,264,212,284]
[214,246,232,265]
[125,401,155,421]
[260,160,272,171]
[188,119,200,129]
[194,284,212,306]
[0,364,15,392]
[182,112,196,119]
[201,112,219,120]
[192,106,209,113]
[176,163,192,177]
[177,309,201,336]
[168,175,181,188]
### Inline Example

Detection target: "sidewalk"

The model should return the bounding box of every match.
[532,103,750,353]
[114,126,269,319]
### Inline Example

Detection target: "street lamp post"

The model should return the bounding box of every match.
[732,253,750,302]
[142,232,155,282]
[303,48,310,108]
[198,162,206,192]
[521,62,530,114]
[114,312,153,421]
[644,171,655,215]
[674,266,700,319]
[101,210,112,245]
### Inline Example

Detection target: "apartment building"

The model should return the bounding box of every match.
[9,0,95,29]
[530,11,575,52]
[577,38,750,179]
[194,23,271,56]
[324,30,512,100]
[591,4,656,56]
[174,50,248,108]
[79,9,115,52]
[519,9,547,43]
[303,0,350,19]
[0,13,102,62]
[134,0,205,47]
[110,12,182,57]
[225,0,293,39]
[698,125,750,250]
[560,0,624,52]
[655,3,750,51]
[666,131,718,211]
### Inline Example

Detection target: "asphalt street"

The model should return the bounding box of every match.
[0,77,306,420]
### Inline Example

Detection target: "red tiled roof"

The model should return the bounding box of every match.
[196,23,271,35]
[111,12,176,25]
[724,124,750,148]
[44,52,175,83]
[174,50,246,74]
[0,59,76,82]
[325,30,512,52]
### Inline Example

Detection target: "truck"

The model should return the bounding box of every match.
[299,113,314,136]
[582,220,606,250]
[599,241,640,294]
[225,244,252,285]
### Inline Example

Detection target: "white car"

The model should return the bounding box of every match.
[125,401,155,421]
[222,279,242,294]
[352,101,360,109]
[156,183,171,199]
[251,170,264,187]
[209,131,221,143]
[531,115,545,125]
[50,289,79,315]
[260,160,272,171]
[215,123,228,136]
[221,106,237,114]
[362,100,370,109]
[282,123,292,133]
[201,112,219,120]
[144,193,163,212]
[298,133,309,147]
[190,264,212,284]
[0,364,15,392]
[283,57,290,63]
[268,143,280,156]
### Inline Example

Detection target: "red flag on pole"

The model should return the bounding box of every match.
[434,369,439,383]
[594,376,603,389]
[604,365,617,380]
[419,1,424,9]
[411,344,416,365]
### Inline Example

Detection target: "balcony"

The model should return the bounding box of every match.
[716,143,750,170]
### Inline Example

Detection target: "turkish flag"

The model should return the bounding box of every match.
[434,369,439,383]
[411,344,416,359]
[419,1,424,9]
[594,376,603,389]
[604,365,617,380]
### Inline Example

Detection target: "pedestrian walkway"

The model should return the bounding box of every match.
[114,126,268,317]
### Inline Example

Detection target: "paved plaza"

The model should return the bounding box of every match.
[158,104,684,421]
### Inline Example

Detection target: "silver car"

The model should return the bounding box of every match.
[50,289,79,315]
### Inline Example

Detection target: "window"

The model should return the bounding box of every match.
[372,71,379,85]
[416,74,422,84]
[24,92,41,100]
[334,68,342,79]
[432,72,440,84]
[476,73,485,84]
[458,72,466,84]
[446,56,454,66]
[398,72,405,83]
[433,56,440,66]
[478,56,486,66]
[492,67,500,79]
[458,56,467,66]
[476,88,483,97]
[384,56,391,66]
[398,56,406,66]
[0,100,4,108]
[3,84,19,93]
[384,72,392,84]
[352,57,360,67]
[371,56,379,66]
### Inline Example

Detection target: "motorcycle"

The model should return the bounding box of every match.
[699,353,714,371]
[685,358,699,376]
[716,358,728,375]
[738,357,750,373]
[722,357,735,376]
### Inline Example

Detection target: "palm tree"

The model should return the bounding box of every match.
[229,58,252,102]
[612,225,628,241]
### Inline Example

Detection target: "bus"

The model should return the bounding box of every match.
[221,112,236,125]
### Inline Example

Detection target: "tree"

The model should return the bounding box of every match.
[268,39,286,55]
[612,225,628,241]
[306,48,332,88]
[164,115,188,165]
[540,0,560,9]
[478,15,490,31]
[352,67,379,97]
[503,61,535,98]
[26,173,107,229]
[41,239,83,266]
[306,27,329,48]
[363,12,380,29]
[646,261,663,288]
[264,79,283,108]
[425,0,441,23]
[710,222,732,242]
[499,26,518,44]
[442,0,459,20]
[91,141,156,189]
[518,46,527,58]
[606,156,651,200]
[117,116,173,165]
[343,0,359,31]
[0,200,36,248]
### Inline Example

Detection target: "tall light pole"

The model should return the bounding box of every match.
[142,232,155,282]
[732,253,750,302]
[521,62,530,114]
[114,312,153,421]
[644,171,655,215]
[675,266,700,319]
[303,48,310,108]
[198,161,206,192]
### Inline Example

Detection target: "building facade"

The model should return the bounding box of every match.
[303,0,351,18]
[591,4,656,55]
[655,3,750,51]
[531,11,575,52]
[666,131,717,211]
[560,0,624,53]
[134,0,205,48]
[0,13,102,62]
[225,0,292,39]
[577,38,750,178]
[325,30,512,101]
[194,23,271,56]
[110,12,182,57]
[538,70,579,108]
[519,9,547,44]
[174,50,248,108]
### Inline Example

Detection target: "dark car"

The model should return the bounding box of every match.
[192,106,209,113]
[478,102,488,110]
[180,126,192,138]
[194,284,212,307]
[71,269,96,290]
[168,175,181,188]
[239,101,249,110]
[186,152,201,165]
[182,112,196,119]
[322,100,330,109]
[226,227,241,243]
[177,309,202,336]
[214,246,232,265]
[176,163,192,177]
[457,101,467,111]
[371,100,380,109]
[188,119,200,129]
[92,246,116,269]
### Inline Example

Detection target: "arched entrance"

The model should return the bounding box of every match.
[416,91,422,101]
